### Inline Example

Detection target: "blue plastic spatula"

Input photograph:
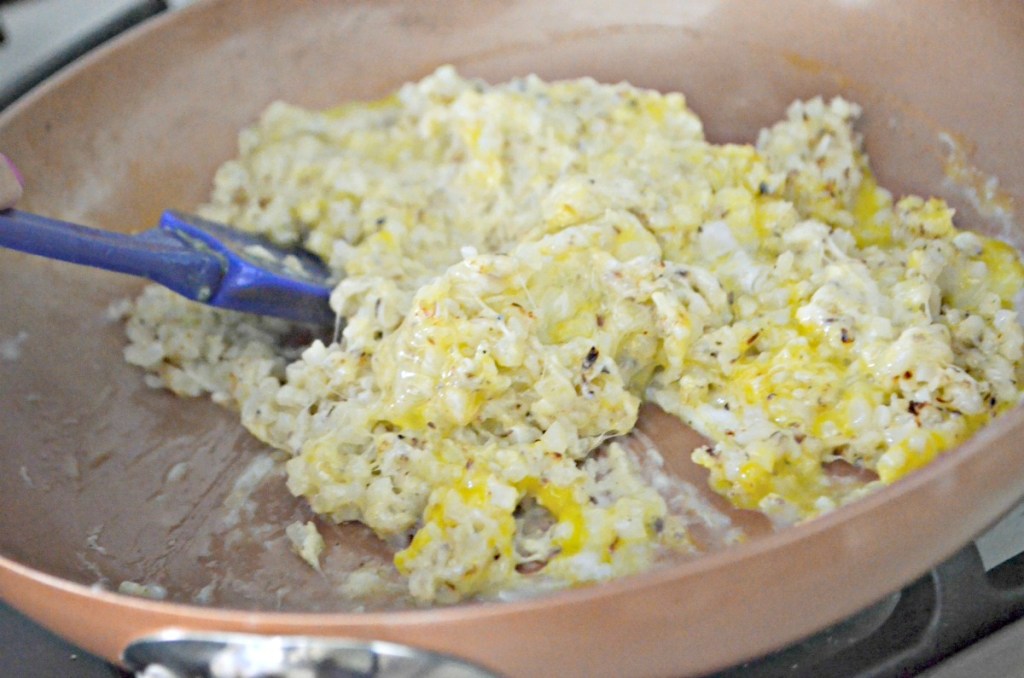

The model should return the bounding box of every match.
[0,209,335,325]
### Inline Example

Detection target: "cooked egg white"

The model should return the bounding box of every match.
[122,67,1024,603]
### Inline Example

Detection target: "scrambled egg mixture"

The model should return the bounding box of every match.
[122,67,1024,603]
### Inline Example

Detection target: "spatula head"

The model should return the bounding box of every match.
[159,210,336,325]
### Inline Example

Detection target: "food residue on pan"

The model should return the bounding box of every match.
[120,67,1024,604]
[0,330,29,362]
[939,131,1018,234]
[117,580,168,600]
[286,520,326,572]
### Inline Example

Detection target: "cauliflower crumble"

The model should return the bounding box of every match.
[121,67,1024,603]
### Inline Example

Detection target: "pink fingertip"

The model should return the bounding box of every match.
[1,153,24,187]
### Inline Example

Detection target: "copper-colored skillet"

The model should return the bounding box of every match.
[2,1,1024,675]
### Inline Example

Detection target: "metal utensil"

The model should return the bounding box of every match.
[123,631,501,678]
[0,209,335,325]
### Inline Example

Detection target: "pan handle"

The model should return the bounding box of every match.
[122,630,502,677]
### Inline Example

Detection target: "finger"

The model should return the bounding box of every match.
[0,154,24,209]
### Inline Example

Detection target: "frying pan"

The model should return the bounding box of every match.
[2,1,1024,676]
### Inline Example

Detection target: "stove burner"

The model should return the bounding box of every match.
[713,543,1024,677]
[0,0,167,110]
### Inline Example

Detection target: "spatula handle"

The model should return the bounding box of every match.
[0,208,224,301]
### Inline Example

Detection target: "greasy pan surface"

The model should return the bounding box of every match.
[2,1,1024,675]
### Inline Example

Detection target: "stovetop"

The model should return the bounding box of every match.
[3,1,1024,675]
